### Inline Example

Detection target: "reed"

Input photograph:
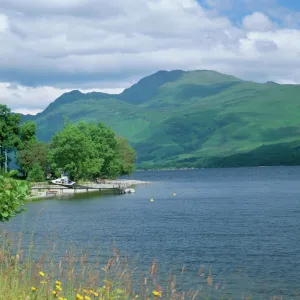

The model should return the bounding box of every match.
[0,229,290,300]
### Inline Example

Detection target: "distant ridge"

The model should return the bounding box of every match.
[18,69,300,168]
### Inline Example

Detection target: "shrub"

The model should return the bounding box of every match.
[27,163,45,182]
[0,173,29,222]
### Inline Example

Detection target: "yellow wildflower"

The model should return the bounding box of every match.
[93,292,99,296]
[56,280,62,285]
[31,287,38,292]
[76,294,84,300]
[152,291,162,297]
[39,271,45,277]
[40,280,47,284]
[56,285,63,291]
[84,296,91,300]
[52,290,58,297]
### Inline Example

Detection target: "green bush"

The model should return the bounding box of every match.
[0,173,29,222]
[27,163,45,182]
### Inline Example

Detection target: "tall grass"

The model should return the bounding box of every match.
[0,228,231,300]
[1,228,296,300]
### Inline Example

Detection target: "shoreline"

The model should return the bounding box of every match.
[28,179,150,200]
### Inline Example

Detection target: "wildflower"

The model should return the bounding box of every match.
[40,280,47,284]
[84,296,91,300]
[76,294,84,300]
[56,280,62,285]
[152,291,162,297]
[31,287,38,292]
[52,290,58,297]
[39,271,45,277]
[93,292,99,296]
[56,285,63,291]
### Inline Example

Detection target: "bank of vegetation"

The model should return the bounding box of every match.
[0,104,136,182]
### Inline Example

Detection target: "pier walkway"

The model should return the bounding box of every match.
[31,182,130,195]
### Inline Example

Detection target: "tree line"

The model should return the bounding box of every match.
[0,104,136,182]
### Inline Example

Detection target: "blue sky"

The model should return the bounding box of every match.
[0,0,300,114]
[200,0,300,26]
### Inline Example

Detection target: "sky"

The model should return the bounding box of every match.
[0,0,300,114]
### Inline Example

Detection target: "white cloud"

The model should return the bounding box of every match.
[0,0,300,113]
[0,14,9,32]
[242,12,274,32]
[0,82,125,115]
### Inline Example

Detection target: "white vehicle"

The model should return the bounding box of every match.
[51,175,76,188]
[124,188,135,193]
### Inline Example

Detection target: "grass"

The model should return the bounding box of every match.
[0,228,227,300]
[1,227,300,299]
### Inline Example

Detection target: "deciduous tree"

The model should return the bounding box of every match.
[49,121,136,180]
[116,136,136,175]
[0,105,21,172]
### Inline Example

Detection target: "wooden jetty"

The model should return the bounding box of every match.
[31,182,130,195]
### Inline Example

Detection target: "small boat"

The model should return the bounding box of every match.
[51,175,76,188]
[124,188,135,193]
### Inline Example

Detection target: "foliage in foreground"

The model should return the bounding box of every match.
[0,230,232,300]
[0,173,29,222]
[1,229,298,299]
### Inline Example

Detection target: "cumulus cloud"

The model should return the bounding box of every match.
[0,0,300,113]
[0,83,125,115]
[254,40,278,53]
[242,12,274,32]
[0,13,9,32]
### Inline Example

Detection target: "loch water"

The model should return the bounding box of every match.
[3,166,300,299]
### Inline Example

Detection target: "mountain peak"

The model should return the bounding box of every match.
[119,70,185,104]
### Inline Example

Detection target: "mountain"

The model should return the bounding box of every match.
[20,70,300,168]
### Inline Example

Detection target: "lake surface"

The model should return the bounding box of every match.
[3,166,300,299]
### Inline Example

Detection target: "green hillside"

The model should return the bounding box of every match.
[20,70,300,168]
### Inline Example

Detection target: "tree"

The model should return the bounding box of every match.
[27,163,45,182]
[18,121,37,150]
[116,136,137,175]
[16,142,50,177]
[0,105,21,172]
[0,171,29,222]
[49,121,136,180]
[49,122,104,181]
[86,122,122,179]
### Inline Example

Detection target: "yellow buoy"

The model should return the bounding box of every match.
[173,193,176,196]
